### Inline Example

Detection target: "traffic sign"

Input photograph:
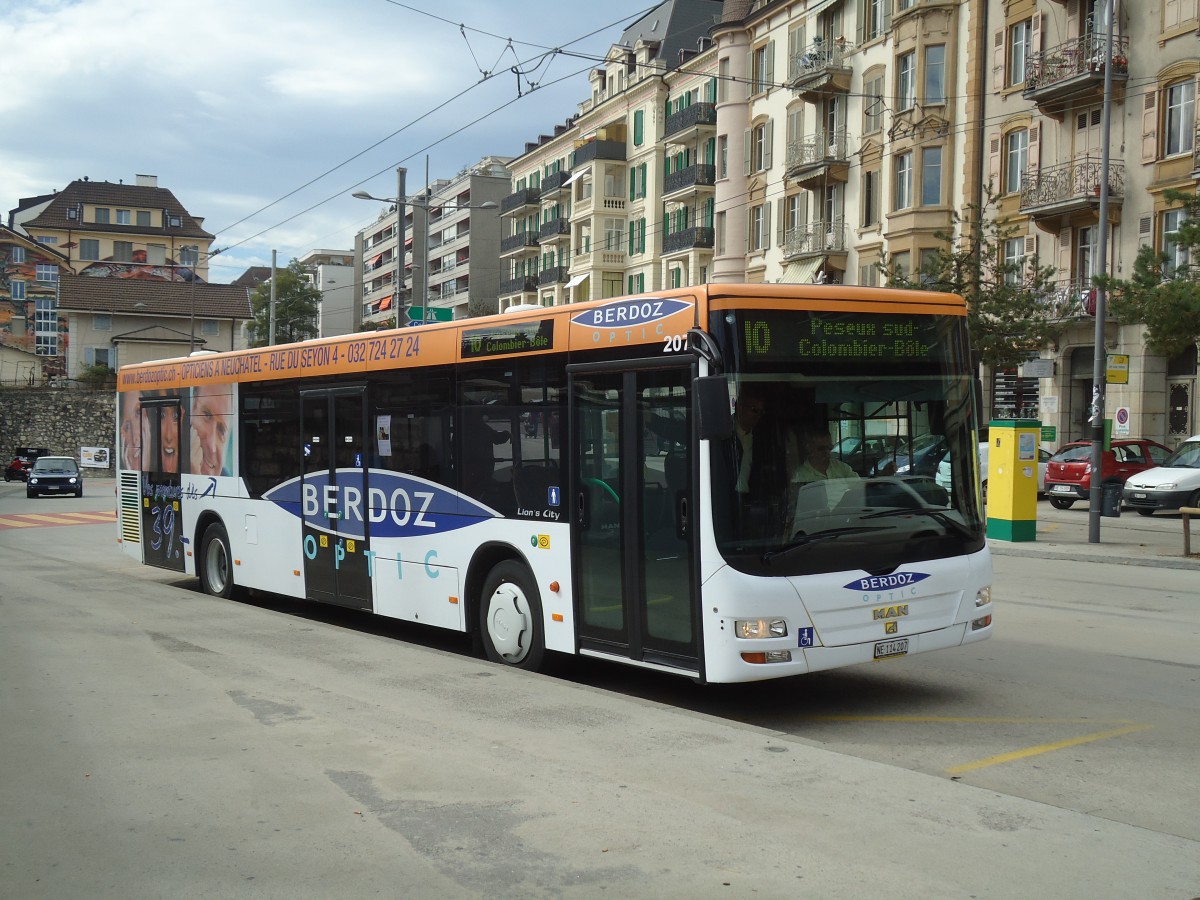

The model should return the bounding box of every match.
[407,306,453,323]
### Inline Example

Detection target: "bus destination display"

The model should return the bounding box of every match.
[739,312,948,363]
[461,319,554,359]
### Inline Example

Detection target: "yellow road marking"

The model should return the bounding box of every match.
[21,514,81,524]
[0,518,41,527]
[946,723,1152,776]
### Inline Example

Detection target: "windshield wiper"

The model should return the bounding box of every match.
[763,526,886,564]
[860,507,976,540]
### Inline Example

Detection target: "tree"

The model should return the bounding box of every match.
[878,190,1066,371]
[1107,188,1200,358]
[245,259,321,347]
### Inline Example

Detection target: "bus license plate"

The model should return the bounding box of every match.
[874,639,909,660]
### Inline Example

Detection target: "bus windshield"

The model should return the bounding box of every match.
[709,306,985,576]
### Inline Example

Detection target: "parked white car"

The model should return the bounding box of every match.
[935,441,1051,502]
[1122,435,1200,516]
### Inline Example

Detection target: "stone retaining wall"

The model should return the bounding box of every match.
[0,388,115,477]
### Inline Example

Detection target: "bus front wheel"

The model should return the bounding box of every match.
[199,522,235,599]
[479,561,545,671]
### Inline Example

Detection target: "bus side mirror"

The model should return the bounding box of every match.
[696,375,734,441]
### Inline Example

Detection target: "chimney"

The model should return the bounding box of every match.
[135,174,158,188]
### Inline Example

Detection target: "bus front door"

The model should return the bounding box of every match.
[570,363,699,673]
[301,388,373,611]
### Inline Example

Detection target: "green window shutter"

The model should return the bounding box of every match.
[630,168,636,201]
[639,219,646,253]
[627,274,634,293]
[629,221,635,254]
[634,109,644,146]
[640,163,647,198]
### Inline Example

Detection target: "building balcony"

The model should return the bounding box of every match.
[787,40,851,101]
[664,102,717,144]
[784,130,852,189]
[662,164,716,201]
[538,266,569,286]
[1023,34,1128,119]
[1019,157,1124,231]
[538,217,571,242]
[540,170,572,198]
[500,187,541,216]
[571,248,628,271]
[500,275,540,296]
[782,220,848,261]
[500,231,539,257]
[572,139,626,165]
[1046,277,1100,319]
[663,226,715,256]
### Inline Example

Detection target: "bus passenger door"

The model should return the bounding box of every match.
[569,363,698,673]
[301,388,373,611]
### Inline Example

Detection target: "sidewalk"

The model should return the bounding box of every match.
[988,503,1200,569]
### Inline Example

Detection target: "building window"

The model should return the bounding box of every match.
[11,280,25,300]
[113,242,134,263]
[1003,237,1024,285]
[749,204,769,251]
[37,236,57,245]
[1005,128,1029,195]
[11,246,25,263]
[604,217,624,251]
[863,74,885,133]
[716,211,726,255]
[94,208,110,225]
[924,45,945,105]
[863,0,887,41]
[921,147,942,206]
[85,347,112,368]
[94,313,113,331]
[717,135,728,178]
[137,210,151,227]
[894,152,913,210]
[116,209,131,226]
[202,319,220,336]
[751,42,774,94]
[1163,209,1189,277]
[35,296,58,356]
[718,57,730,103]
[80,239,100,260]
[602,272,622,298]
[863,169,880,225]
[891,251,911,280]
[784,193,804,235]
[747,120,773,173]
[897,51,916,110]
[180,245,199,267]
[147,244,166,265]
[1008,20,1031,87]
[35,263,59,283]
[1165,80,1196,157]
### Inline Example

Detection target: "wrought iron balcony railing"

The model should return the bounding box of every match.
[538,266,568,286]
[663,226,715,255]
[572,139,626,165]
[500,232,539,253]
[782,220,847,259]
[785,129,850,171]
[1019,157,1124,212]
[664,102,717,140]
[500,187,541,215]
[538,217,570,240]
[1024,33,1129,94]
[788,39,849,82]
[663,164,716,197]
[500,275,539,295]
[540,170,572,196]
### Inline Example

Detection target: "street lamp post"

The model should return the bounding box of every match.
[353,172,495,325]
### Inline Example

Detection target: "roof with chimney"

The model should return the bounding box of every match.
[56,273,251,320]
[21,177,214,240]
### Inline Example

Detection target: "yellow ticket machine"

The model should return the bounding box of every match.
[985,418,1040,541]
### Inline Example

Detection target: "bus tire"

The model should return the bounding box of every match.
[479,560,545,671]
[198,522,235,599]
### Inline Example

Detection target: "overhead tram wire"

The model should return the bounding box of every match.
[210,4,651,242]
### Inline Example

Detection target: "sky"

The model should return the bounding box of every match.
[0,0,661,283]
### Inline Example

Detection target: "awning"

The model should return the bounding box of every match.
[369,253,382,268]
[379,293,393,311]
[563,166,592,187]
[404,237,413,249]
[780,258,824,284]
[565,272,589,289]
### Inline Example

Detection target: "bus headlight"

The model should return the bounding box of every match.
[735,618,788,639]
[975,586,991,608]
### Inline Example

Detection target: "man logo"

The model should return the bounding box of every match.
[872,604,909,620]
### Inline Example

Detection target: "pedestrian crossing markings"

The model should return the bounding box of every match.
[0,510,116,530]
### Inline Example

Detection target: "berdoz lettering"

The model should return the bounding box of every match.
[843,571,931,591]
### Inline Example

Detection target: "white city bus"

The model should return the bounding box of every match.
[116,284,992,683]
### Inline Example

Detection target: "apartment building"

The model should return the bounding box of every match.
[356,157,510,328]
[985,0,1200,447]
[297,248,355,338]
[5,175,249,375]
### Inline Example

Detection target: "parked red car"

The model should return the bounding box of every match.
[1045,439,1172,509]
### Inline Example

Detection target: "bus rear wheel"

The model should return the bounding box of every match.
[199,522,234,599]
[479,561,545,671]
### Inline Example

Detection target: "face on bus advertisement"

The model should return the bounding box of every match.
[119,390,144,471]
[159,405,181,474]
[190,383,233,477]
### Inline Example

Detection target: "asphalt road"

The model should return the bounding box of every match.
[2,481,1198,898]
